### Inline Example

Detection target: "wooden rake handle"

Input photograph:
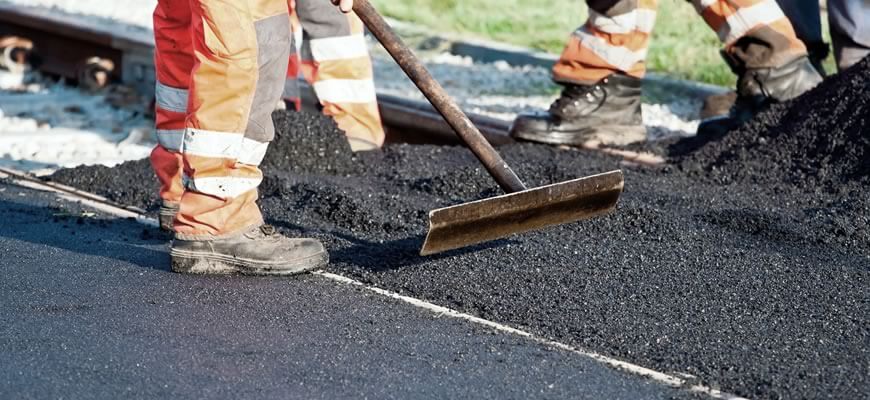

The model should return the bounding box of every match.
[352,0,527,193]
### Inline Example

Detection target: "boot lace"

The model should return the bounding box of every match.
[549,83,605,117]
[259,224,277,236]
[243,224,282,243]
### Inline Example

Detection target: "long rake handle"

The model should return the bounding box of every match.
[353,0,527,193]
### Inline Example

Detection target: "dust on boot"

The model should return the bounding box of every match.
[510,73,646,147]
[170,224,328,276]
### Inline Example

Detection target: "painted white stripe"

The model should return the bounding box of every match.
[310,34,369,61]
[0,167,750,400]
[182,174,261,198]
[182,128,269,166]
[719,0,785,44]
[588,8,657,34]
[156,129,184,152]
[313,79,377,103]
[315,272,749,400]
[155,81,188,113]
[572,27,648,71]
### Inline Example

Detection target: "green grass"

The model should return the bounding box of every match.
[371,0,836,87]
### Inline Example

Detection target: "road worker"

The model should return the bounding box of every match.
[283,0,385,151]
[701,0,870,123]
[509,0,823,147]
[150,0,354,274]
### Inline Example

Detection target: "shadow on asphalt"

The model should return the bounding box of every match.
[268,219,514,272]
[0,198,170,272]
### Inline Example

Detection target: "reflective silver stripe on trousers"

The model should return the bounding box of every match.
[155,81,189,113]
[182,128,269,166]
[182,173,262,199]
[156,129,184,152]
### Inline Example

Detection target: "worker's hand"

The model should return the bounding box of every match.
[331,0,353,13]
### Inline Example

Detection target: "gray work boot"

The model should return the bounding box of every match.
[158,201,179,232]
[698,55,823,136]
[170,224,328,276]
[510,73,646,147]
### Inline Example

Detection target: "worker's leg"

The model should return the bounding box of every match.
[693,0,822,136]
[774,0,827,73]
[151,0,193,231]
[828,0,870,71]
[283,1,304,111]
[171,0,327,274]
[691,0,819,100]
[511,0,657,147]
[295,0,385,151]
[552,0,657,85]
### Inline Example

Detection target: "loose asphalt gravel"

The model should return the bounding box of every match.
[0,180,692,400]
[47,59,870,399]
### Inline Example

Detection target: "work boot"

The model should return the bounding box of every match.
[170,224,328,275]
[701,44,828,120]
[698,55,823,136]
[158,201,179,232]
[510,73,646,147]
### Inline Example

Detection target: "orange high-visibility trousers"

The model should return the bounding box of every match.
[283,0,385,150]
[554,0,808,85]
[150,0,291,237]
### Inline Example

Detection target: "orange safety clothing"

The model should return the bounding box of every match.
[151,0,192,207]
[283,0,385,150]
[554,0,807,85]
[151,0,291,237]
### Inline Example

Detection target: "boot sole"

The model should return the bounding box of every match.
[511,124,646,147]
[169,248,329,276]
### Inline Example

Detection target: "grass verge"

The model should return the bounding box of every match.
[371,0,836,87]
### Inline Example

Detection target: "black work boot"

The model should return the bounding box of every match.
[510,73,646,147]
[698,55,823,136]
[158,201,179,233]
[170,224,328,276]
[701,44,829,120]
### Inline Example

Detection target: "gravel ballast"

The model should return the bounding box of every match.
[48,59,870,399]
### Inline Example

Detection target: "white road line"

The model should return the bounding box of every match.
[1,168,748,400]
[316,271,746,400]
[0,168,158,228]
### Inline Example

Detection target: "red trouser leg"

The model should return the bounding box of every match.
[151,0,193,206]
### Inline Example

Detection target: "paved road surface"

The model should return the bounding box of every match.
[0,179,687,399]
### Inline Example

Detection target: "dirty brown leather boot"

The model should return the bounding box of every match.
[510,73,646,147]
[698,55,823,136]
[158,201,179,232]
[170,224,328,275]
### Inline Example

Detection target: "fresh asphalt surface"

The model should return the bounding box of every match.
[0,180,690,399]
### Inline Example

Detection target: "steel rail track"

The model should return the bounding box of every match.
[0,3,511,146]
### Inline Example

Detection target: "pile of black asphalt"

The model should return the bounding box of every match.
[49,58,870,399]
[1,180,683,399]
